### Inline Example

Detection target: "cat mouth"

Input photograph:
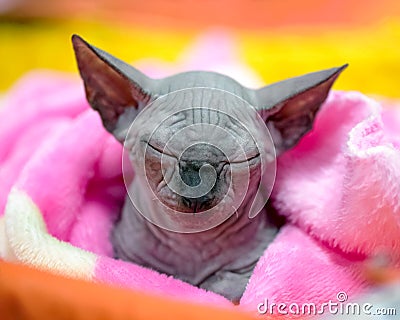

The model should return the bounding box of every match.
[157,191,219,214]
[179,195,215,213]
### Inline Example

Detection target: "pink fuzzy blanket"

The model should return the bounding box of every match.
[1,34,399,317]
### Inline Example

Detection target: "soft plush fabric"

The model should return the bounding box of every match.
[0,34,399,318]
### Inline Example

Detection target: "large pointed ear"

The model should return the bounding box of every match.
[255,65,347,154]
[72,34,156,142]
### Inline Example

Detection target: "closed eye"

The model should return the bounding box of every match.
[228,153,261,169]
[145,141,177,159]
[146,142,164,154]
[229,153,260,164]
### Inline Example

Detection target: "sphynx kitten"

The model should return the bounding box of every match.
[72,34,346,302]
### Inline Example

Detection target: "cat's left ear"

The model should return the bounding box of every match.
[255,65,347,154]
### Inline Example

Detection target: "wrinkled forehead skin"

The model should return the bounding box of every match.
[124,85,273,164]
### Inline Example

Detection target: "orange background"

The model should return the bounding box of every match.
[5,0,400,30]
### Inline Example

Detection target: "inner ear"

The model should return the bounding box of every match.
[72,35,153,139]
[255,65,347,154]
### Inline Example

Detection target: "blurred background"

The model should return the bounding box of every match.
[0,0,399,97]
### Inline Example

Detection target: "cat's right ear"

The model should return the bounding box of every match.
[72,34,156,142]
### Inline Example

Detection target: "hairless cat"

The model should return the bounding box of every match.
[72,34,347,302]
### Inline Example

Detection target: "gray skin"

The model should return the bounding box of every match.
[72,34,347,303]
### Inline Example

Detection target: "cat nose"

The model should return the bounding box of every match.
[180,161,209,187]
[179,161,218,212]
